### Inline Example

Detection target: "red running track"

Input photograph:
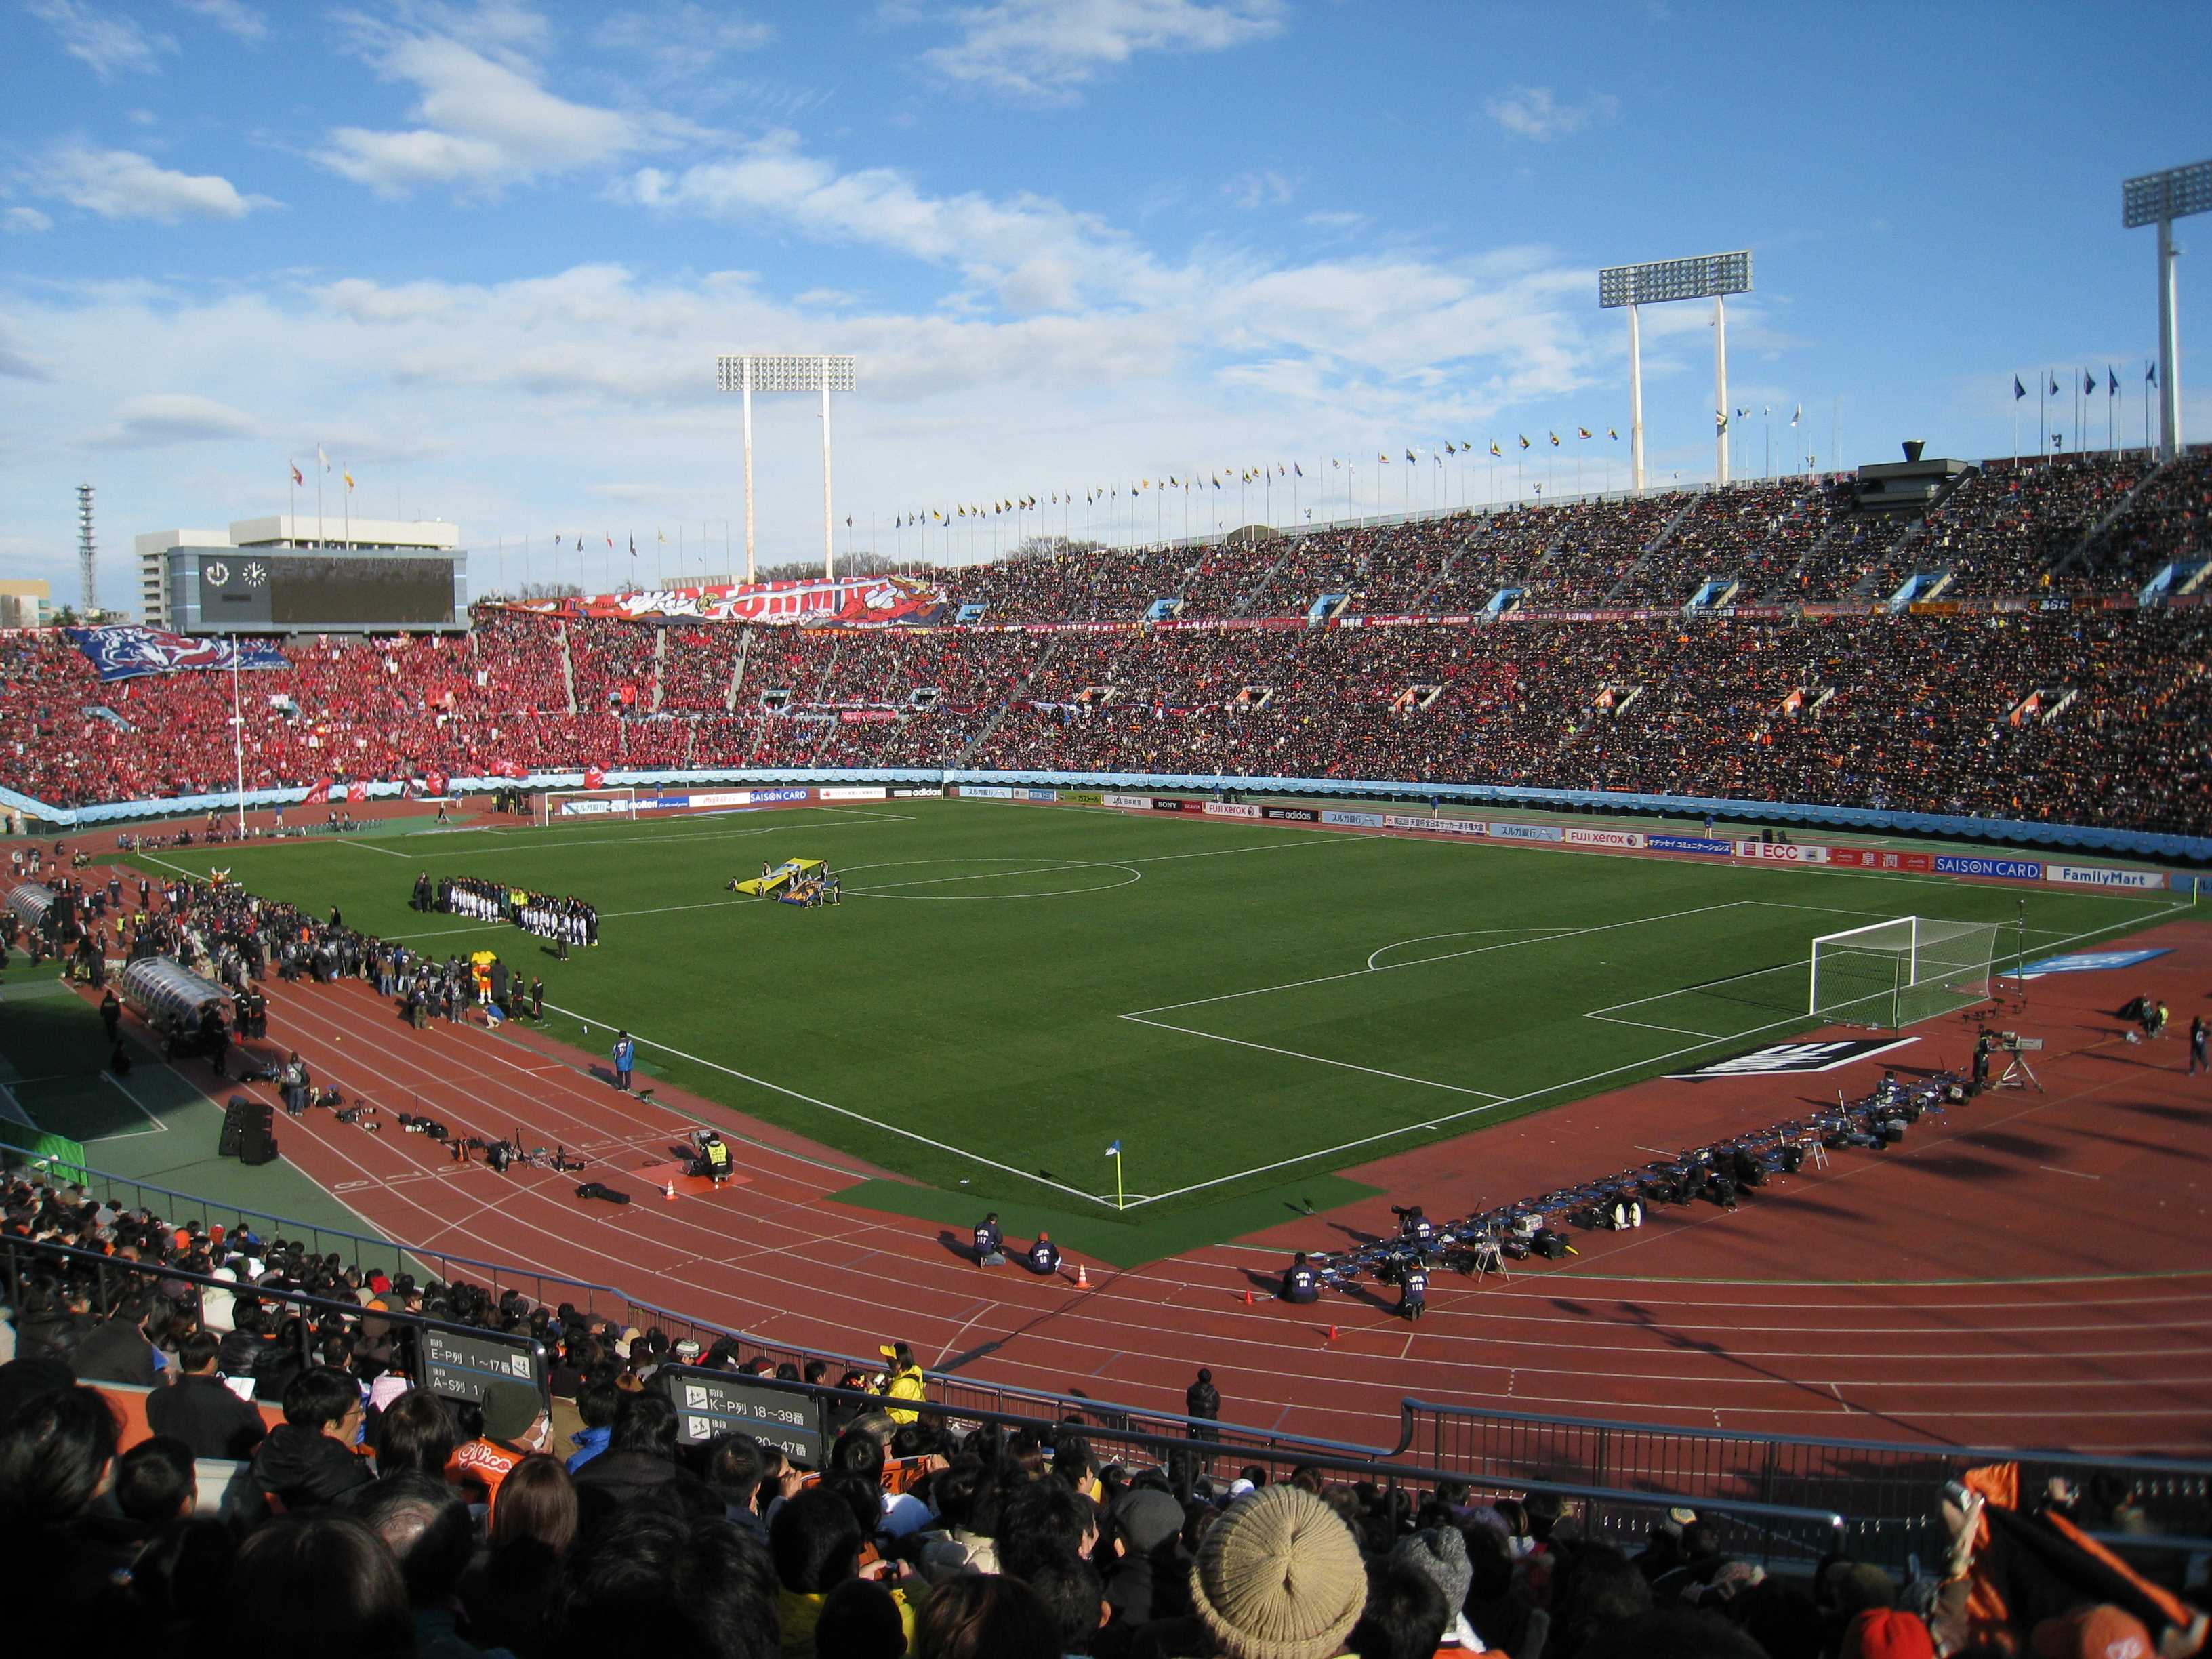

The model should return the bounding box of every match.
[87,901,2212,1456]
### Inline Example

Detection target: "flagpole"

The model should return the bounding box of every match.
[2040,371,2047,465]
[230,634,246,836]
[316,444,325,548]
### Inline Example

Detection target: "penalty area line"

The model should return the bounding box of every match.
[538,1000,1121,1212]
[1113,903,2188,1211]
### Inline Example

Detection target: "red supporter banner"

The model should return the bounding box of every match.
[346,782,367,803]
[424,770,449,796]
[583,766,607,789]
[302,777,334,804]
[1829,848,1933,873]
[502,573,947,628]
[838,710,897,723]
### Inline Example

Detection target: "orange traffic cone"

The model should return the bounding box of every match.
[1076,1263,1090,1290]
[1326,1324,1338,1343]
[1242,1290,1253,1307]
[663,1179,676,1201]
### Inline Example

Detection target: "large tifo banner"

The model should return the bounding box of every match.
[66,625,290,682]
[508,573,947,628]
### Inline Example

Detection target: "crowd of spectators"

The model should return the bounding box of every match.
[3,606,2207,836]
[3,1177,2205,1659]
[4,453,2209,834]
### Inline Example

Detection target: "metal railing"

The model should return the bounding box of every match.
[11,1135,2200,1570]
[675,1376,1847,1568]
[0,1137,1379,1466]
[1398,1398,2212,1568]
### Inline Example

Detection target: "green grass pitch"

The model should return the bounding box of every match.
[119,799,2179,1246]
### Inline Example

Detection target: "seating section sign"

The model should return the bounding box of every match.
[659,1366,825,1464]
[419,1328,542,1405]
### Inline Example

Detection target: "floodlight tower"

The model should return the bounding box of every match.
[1597,251,1753,491]
[715,353,859,581]
[76,483,96,614]
[2124,160,2209,462]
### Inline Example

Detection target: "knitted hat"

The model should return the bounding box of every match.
[1841,1610,1937,1659]
[1115,1487,1186,1555]
[479,1380,544,1443]
[1391,1526,1472,1616]
[1189,1486,1367,1659]
[2031,1606,2154,1659]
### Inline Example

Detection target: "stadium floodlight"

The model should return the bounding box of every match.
[714,353,859,581]
[1597,251,1753,491]
[2123,160,2209,462]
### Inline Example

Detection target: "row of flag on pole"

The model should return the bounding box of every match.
[1716,404,1804,437]
[881,436,1652,528]
[2014,364,2158,399]
[287,444,354,492]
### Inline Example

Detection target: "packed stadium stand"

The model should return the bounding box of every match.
[2,452,2207,838]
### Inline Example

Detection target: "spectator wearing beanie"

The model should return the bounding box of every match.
[1842,1607,1938,1659]
[1391,1525,1479,1650]
[448,1378,548,1515]
[1186,1485,1368,1659]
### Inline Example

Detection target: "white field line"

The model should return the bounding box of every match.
[537,999,1120,1212]
[1113,901,2191,1209]
[1126,897,1756,1019]
[335,837,410,859]
[1119,1017,1509,1101]
[99,1069,170,1133]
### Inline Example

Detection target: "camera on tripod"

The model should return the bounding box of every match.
[1995,1031,2043,1052]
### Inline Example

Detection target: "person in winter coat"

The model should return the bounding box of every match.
[249,1366,372,1510]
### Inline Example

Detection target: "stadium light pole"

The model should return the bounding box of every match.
[1598,251,1753,491]
[715,353,859,581]
[2124,160,2209,462]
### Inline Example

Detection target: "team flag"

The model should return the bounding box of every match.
[1715,410,1729,435]
[1547,432,1559,446]
[289,462,303,486]
[1517,435,1530,449]
[1577,426,1592,439]
[2013,376,2027,400]
[1489,441,1502,457]
[2049,373,2060,396]
[2148,361,2158,385]
[2108,367,2119,396]
[584,766,606,789]
[1607,427,1618,439]
[1791,405,1802,426]
[316,444,329,471]
[302,777,335,805]
[342,470,354,491]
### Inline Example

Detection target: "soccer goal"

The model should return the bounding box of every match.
[1809,916,2002,1029]
[536,787,638,825]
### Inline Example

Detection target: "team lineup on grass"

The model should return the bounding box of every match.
[102,797,2185,1245]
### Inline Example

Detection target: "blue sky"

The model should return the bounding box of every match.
[1,0,2207,609]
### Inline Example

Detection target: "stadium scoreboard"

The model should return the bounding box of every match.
[165,547,469,634]
[418,1327,545,1404]
[657,1365,827,1464]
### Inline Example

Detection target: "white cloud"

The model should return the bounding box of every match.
[317,22,646,196]
[31,145,274,222]
[920,0,1285,103]
[26,0,176,79]
[1223,169,1294,210]
[96,392,261,445]
[3,206,55,234]
[593,5,774,60]
[1483,85,1620,142]
[0,315,55,379]
[176,0,268,43]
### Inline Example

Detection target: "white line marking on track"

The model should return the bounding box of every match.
[2038,1164,2102,1180]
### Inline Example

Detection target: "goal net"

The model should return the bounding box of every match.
[536,787,638,825]
[1809,916,2001,1029]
